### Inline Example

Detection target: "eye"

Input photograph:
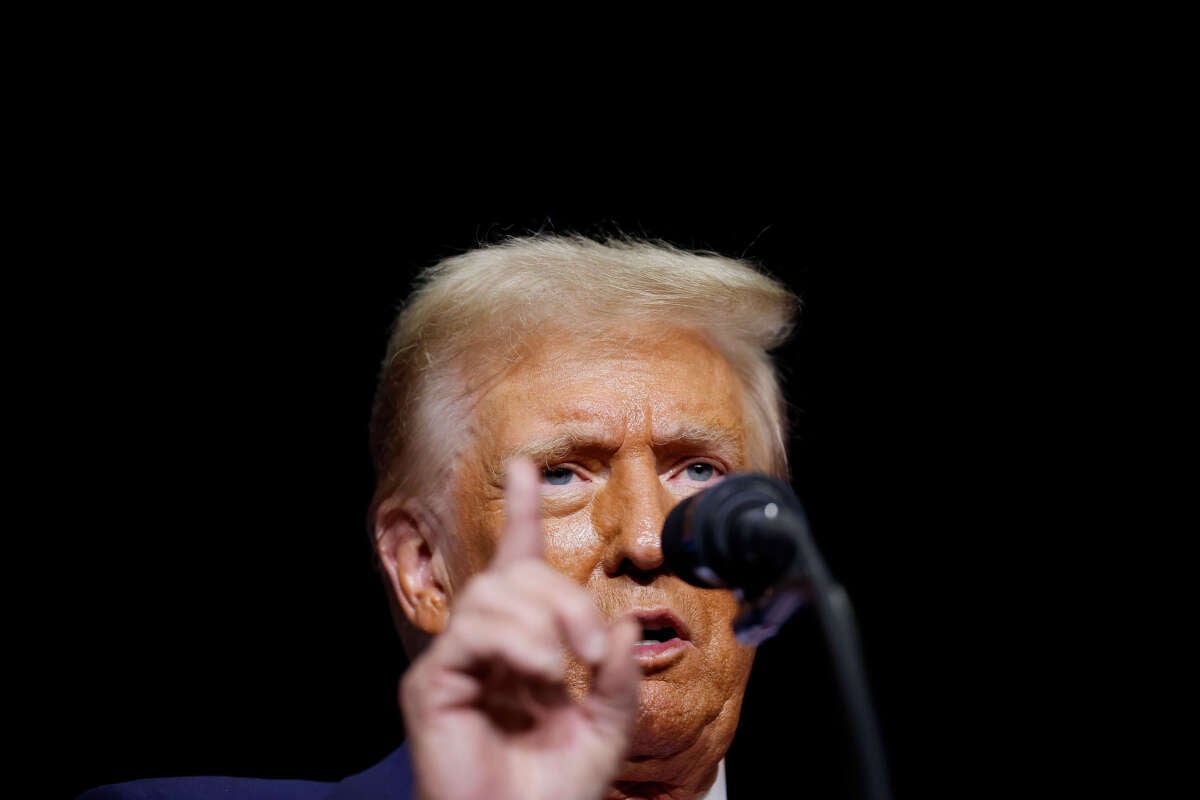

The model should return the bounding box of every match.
[542,466,576,486]
[685,462,718,482]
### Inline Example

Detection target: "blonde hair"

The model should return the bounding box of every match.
[368,234,799,530]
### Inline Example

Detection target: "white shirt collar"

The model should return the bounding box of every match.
[698,759,727,800]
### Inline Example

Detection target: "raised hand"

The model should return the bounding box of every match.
[400,458,642,800]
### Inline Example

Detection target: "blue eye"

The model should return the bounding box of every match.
[543,467,575,486]
[686,463,717,481]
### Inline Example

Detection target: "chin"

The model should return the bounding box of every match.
[626,679,730,760]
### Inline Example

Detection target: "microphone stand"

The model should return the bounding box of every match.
[734,503,894,800]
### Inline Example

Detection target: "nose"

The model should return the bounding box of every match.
[593,457,677,578]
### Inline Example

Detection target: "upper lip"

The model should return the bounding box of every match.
[630,607,691,642]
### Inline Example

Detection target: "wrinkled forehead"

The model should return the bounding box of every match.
[467,325,753,459]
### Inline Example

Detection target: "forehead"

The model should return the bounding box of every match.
[475,326,749,454]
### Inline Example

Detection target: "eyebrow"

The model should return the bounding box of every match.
[651,421,744,459]
[501,421,745,469]
[505,426,621,466]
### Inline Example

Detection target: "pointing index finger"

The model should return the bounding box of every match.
[493,457,544,567]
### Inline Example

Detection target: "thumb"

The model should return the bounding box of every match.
[588,615,641,723]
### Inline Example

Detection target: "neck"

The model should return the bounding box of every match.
[606,758,721,800]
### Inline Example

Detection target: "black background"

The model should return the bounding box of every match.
[11,21,1144,793]
[36,133,1016,798]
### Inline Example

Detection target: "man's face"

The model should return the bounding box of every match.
[447,325,757,769]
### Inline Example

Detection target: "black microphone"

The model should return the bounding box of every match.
[662,472,813,645]
[663,472,895,800]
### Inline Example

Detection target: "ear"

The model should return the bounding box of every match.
[374,495,449,636]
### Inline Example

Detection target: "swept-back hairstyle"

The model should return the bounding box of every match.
[368,234,799,533]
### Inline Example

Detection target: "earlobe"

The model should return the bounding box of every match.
[374,497,449,635]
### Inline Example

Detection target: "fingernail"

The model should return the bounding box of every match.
[582,630,608,664]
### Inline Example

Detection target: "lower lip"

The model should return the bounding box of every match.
[632,637,691,668]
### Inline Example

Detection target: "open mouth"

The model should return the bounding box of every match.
[637,624,679,645]
[631,609,692,665]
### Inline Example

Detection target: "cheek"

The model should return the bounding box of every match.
[699,591,755,676]
[700,587,742,631]
[542,512,603,584]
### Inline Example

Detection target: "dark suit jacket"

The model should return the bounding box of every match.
[76,744,414,800]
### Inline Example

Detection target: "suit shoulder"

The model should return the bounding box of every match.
[75,775,336,799]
